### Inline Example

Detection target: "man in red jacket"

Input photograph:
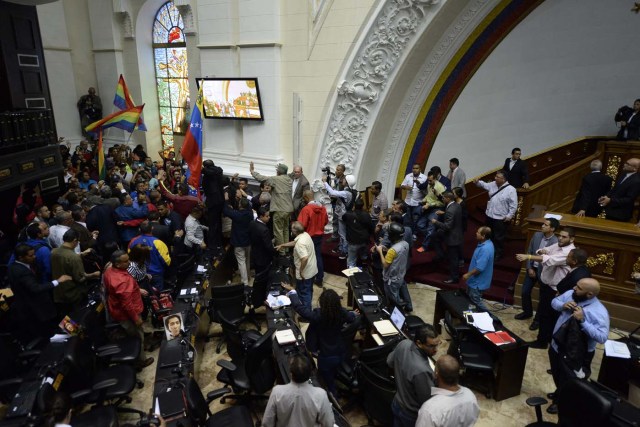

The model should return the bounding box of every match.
[103,250,154,369]
[297,190,328,287]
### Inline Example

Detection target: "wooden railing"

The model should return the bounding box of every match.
[516,215,640,331]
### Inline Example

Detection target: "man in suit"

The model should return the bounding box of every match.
[249,207,277,307]
[599,157,640,222]
[83,199,118,255]
[572,159,613,218]
[556,248,590,295]
[503,147,529,189]
[8,244,71,343]
[201,160,225,253]
[616,99,640,141]
[290,165,310,218]
[431,191,463,284]
[514,218,559,325]
[447,158,467,197]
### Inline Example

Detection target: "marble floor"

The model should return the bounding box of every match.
[119,271,629,427]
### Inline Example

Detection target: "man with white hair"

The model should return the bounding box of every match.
[571,159,613,218]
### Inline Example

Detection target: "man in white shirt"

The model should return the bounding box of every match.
[262,354,334,427]
[400,164,427,233]
[48,211,80,254]
[517,227,576,349]
[276,221,318,310]
[474,170,517,260]
[415,355,479,427]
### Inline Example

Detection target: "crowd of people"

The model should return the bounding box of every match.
[4,136,631,425]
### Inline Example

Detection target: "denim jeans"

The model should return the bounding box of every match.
[467,286,490,312]
[520,268,540,316]
[311,235,324,283]
[338,219,347,253]
[385,279,412,311]
[296,278,314,311]
[416,208,440,249]
[392,399,418,427]
[318,354,342,396]
[347,243,368,268]
[407,205,422,234]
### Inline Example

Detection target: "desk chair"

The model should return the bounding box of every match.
[357,361,396,427]
[443,310,494,398]
[215,328,276,405]
[207,283,260,353]
[184,377,253,427]
[218,311,262,361]
[359,336,402,373]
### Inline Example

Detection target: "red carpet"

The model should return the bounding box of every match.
[321,219,523,305]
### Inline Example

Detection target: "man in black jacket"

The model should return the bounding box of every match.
[343,198,373,269]
[8,244,71,343]
[616,99,640,140]
[503,147,529,189]
[83,199,118,255]
[431,191,463,284]
[249,207,276,307]
[599,157,640,222]
[571,159,613,218]
[202,160,225,254]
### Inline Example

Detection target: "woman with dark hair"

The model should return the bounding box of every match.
[128,243,152,288]
[283,286,359,396]
[42,390,72,427]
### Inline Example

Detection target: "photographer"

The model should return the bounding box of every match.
[77,87,102,138]
[324,164,344,242]
[615,99,640,141]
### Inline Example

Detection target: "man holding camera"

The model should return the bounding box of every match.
[77,87,102,138]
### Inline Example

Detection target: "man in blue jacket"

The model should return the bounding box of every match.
[128,221,171,291]
[10,222,53,281]
[462,226,494,312]
[115,193,148,244]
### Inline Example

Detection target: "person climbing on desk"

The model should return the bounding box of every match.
[283,284,359,396]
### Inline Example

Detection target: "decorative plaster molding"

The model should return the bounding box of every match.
[113,0,134,39]
[318,0,442,176]
[380,0,490,188]
[173,0,196,35]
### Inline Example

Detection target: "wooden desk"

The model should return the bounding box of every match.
[433,290,529,401]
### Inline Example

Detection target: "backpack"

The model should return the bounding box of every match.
[342,188,359,212]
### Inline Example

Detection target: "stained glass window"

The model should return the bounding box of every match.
[153,2,189,154]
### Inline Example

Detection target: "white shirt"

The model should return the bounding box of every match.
[293,232,318,280]
[415,386,479,427]
[48,225,81,254]
[292,178,299,196]
[402,173,427,206]
[539,243,575,289]
[475,180,517,220]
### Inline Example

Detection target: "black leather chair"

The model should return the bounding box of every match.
[215,328,275,404]
[357,360,396,427]
[218,312,262,361]
[443,310,494,398]
[557,379,614,426]
[359,336,402,373]
[207,283,260,353]
[184,377,254,427]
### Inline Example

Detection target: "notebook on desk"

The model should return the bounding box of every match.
[275,329,297,345]
[374,320,400,336]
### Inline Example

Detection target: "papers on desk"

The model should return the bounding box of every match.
[179,287,198,296]
[371,333,384,346]
[275,329,297,345]
[544,213,562,221]
[362,294,379,303]
[605,340,631,359]
[50,334,69,343]
[470,312,495,332]
[266,294,291,309]
[374,320,400,336]
[342,267,362,277]
[196,265,206,273]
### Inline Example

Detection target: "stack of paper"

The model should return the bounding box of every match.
[275,329,297,345]
[470,312,495,332]
[266,294,291,309]
[604,340,631,359]
[374,320,399,336]
[342,267,362,277]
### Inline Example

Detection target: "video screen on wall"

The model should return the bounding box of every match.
[197,78,264,121]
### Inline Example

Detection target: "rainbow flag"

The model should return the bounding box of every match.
[181,85,204,192]
[85,105,145,135]
[113,75,147,131]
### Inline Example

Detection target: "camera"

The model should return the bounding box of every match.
[321,166,334,177]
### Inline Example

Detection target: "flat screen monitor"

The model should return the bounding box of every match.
[197,77,264,121]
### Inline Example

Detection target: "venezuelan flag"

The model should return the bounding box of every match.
[113,75,147,131]
[181,84,204,192]
[85,105,145,135]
